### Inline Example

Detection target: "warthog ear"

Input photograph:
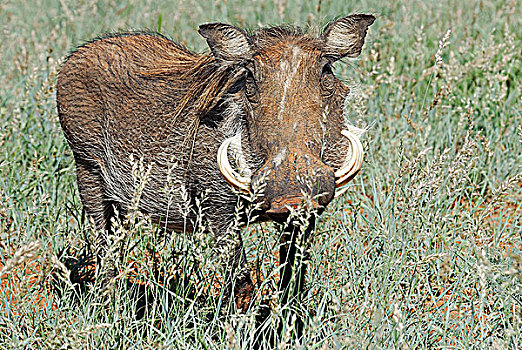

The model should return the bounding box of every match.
[321,14,375,61]
[198,23,252,61]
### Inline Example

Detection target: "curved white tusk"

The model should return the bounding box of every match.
[334,129,364,196]
[217,136,251,192]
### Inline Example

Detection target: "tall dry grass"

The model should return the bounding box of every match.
[0,0,520,348]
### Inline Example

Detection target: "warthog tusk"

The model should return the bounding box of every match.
[217,136,251,192]
[334,129,364,197]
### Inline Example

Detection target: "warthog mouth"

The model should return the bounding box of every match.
[217,129,364,198]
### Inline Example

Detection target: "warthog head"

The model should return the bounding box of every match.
[203,15,375,221]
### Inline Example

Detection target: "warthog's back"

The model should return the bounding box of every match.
[57,33,202,161]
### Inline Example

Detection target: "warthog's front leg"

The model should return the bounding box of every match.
[278,220,315,336]
[212,219,255,313]
[232,239,255,312]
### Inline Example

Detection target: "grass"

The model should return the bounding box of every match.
[0,0,521,348]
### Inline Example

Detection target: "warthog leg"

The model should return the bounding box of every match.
[75,158,111,235]
[212,221,255,313]
[233,245,255,313]
[278,219,315,337]
[74,156,119,282]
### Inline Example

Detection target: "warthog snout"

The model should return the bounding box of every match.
[253,146,336,221]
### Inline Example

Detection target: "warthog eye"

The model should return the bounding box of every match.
[245,71,259,103]
[228,69,258,103]
[228,76,246,94]
[320,62,336,94]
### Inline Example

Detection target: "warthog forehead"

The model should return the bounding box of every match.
[255,42,322,97]
[256,40,321,65]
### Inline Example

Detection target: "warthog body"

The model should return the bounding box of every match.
[57,14,374,310]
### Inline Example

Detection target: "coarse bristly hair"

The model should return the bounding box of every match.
[139,49,244,124]
[135,24,322,126]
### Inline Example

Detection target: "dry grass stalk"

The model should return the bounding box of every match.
[0,241,41,277]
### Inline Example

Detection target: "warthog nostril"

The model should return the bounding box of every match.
[266,196,319,221]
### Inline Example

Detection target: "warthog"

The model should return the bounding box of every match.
[57,14,375,312]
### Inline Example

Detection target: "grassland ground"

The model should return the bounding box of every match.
[0,0,521,348]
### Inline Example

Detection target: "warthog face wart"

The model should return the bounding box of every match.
[56,14,375,311]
